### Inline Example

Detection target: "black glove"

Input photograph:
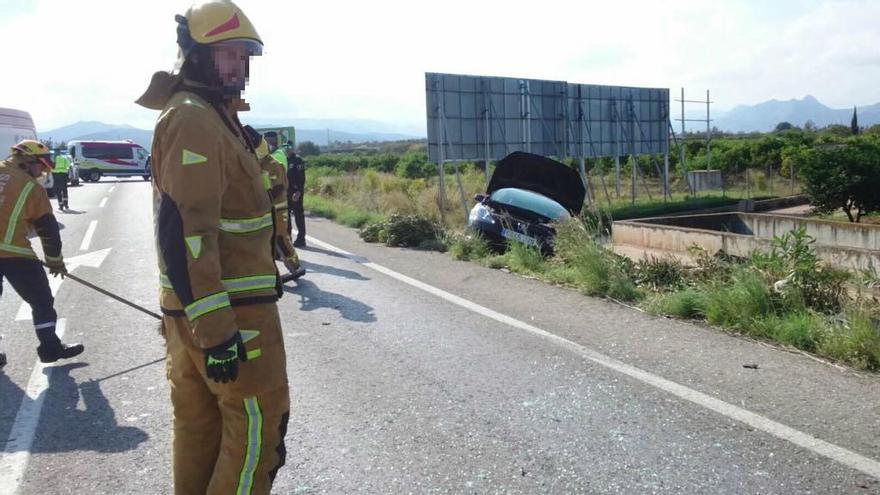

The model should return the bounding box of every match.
[203,332,248,383]
[45,258,67,279]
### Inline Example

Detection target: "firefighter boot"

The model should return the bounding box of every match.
[280,257,305,284]
[36,338,84,363]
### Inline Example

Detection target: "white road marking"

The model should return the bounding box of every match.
[305,234,880,480]
[0,320,68,494]
[15,249,113,321]
[98,197,108,208]
[79,220,98,251]
[108,186,115,193]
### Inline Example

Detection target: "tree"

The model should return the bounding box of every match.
[296,141,321,156]
[804,120,817,132]
[851,106,860,135]
[799,139,880,222]
[775,121,795,132]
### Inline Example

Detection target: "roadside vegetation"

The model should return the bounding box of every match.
[299,125,880,371]
[445,224,880,371]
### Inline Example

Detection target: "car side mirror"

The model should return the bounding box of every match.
[473,194,486,203]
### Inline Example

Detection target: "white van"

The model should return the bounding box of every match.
[0,107,53,191]
[68,140,150,182]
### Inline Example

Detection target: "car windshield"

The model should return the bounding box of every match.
[488,188,570,222]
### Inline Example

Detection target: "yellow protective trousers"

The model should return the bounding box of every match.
[163,303,290,495]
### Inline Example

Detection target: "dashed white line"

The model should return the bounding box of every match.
[79,220,98,251]
[108,186,116,193]
[0,320,68,494]
[98,197,108,208]
[305,234,880,481]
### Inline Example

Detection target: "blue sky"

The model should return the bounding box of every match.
[1,0,878,133]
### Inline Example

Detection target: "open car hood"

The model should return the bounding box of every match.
[486,152,586,215]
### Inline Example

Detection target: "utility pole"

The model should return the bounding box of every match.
[674,88,714,194]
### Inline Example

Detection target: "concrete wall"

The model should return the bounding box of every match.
[744,214,880,251]
[613,213,880,271]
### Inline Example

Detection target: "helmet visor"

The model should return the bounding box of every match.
[212,38,262,57]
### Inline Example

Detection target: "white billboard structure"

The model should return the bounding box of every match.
[426,72,672,205]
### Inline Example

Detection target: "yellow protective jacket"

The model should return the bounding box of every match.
[53,155,71,173]
[137,72,280,349]
[258,153,298,262]
[0,158,63,262]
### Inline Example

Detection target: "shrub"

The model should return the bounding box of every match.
[383,214,438,247]
[800,138,880,222]
[634,256,687,291]
[359,221,387,243]
[395,152,435,179]
[758,228,849,313]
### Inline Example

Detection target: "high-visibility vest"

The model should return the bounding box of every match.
[54,155,70,173]
[270,149,288,170]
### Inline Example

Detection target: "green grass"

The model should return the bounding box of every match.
[647,289,706,319]
[448,232,492,262]
[702,269,775,331]
[818,308,880,370]
[505,242,545,274]
[756,311,823,352]
[304,195,384,228]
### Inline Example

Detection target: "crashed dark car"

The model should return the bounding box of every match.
[468,151,586,253]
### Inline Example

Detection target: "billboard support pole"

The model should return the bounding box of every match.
[577,101,591,206]
[482,81,491,189]
[436,91,447,225]
[612,101,621,199]
[484,106,491,189]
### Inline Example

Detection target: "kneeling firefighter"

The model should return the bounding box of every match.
[0,140,83,367]
[135,1,289,493]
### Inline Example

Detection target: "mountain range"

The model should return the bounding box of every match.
[39,119,424,148]
[713,95,880,133]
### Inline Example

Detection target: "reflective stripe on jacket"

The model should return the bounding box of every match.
[0,160,62,260]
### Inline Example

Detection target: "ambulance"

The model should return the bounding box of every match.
[68,140,151,182]
[0,107,54,191]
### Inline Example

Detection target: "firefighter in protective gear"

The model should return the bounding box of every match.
[286,148,307,247]
[247,128,304,283]
[52,152,71,210]
[263,132,293,238]
[135,2,289,493]
[0,140,84,364]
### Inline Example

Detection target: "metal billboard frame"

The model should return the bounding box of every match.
[426,72,671,206]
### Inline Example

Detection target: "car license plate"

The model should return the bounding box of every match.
[501,228,537,247]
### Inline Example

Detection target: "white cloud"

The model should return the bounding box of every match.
[1,0,877,131]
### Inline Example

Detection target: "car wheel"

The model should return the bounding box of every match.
[89,170,102,182]
[142,175,151,181]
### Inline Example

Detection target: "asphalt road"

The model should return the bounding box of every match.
[1,179,878,494]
